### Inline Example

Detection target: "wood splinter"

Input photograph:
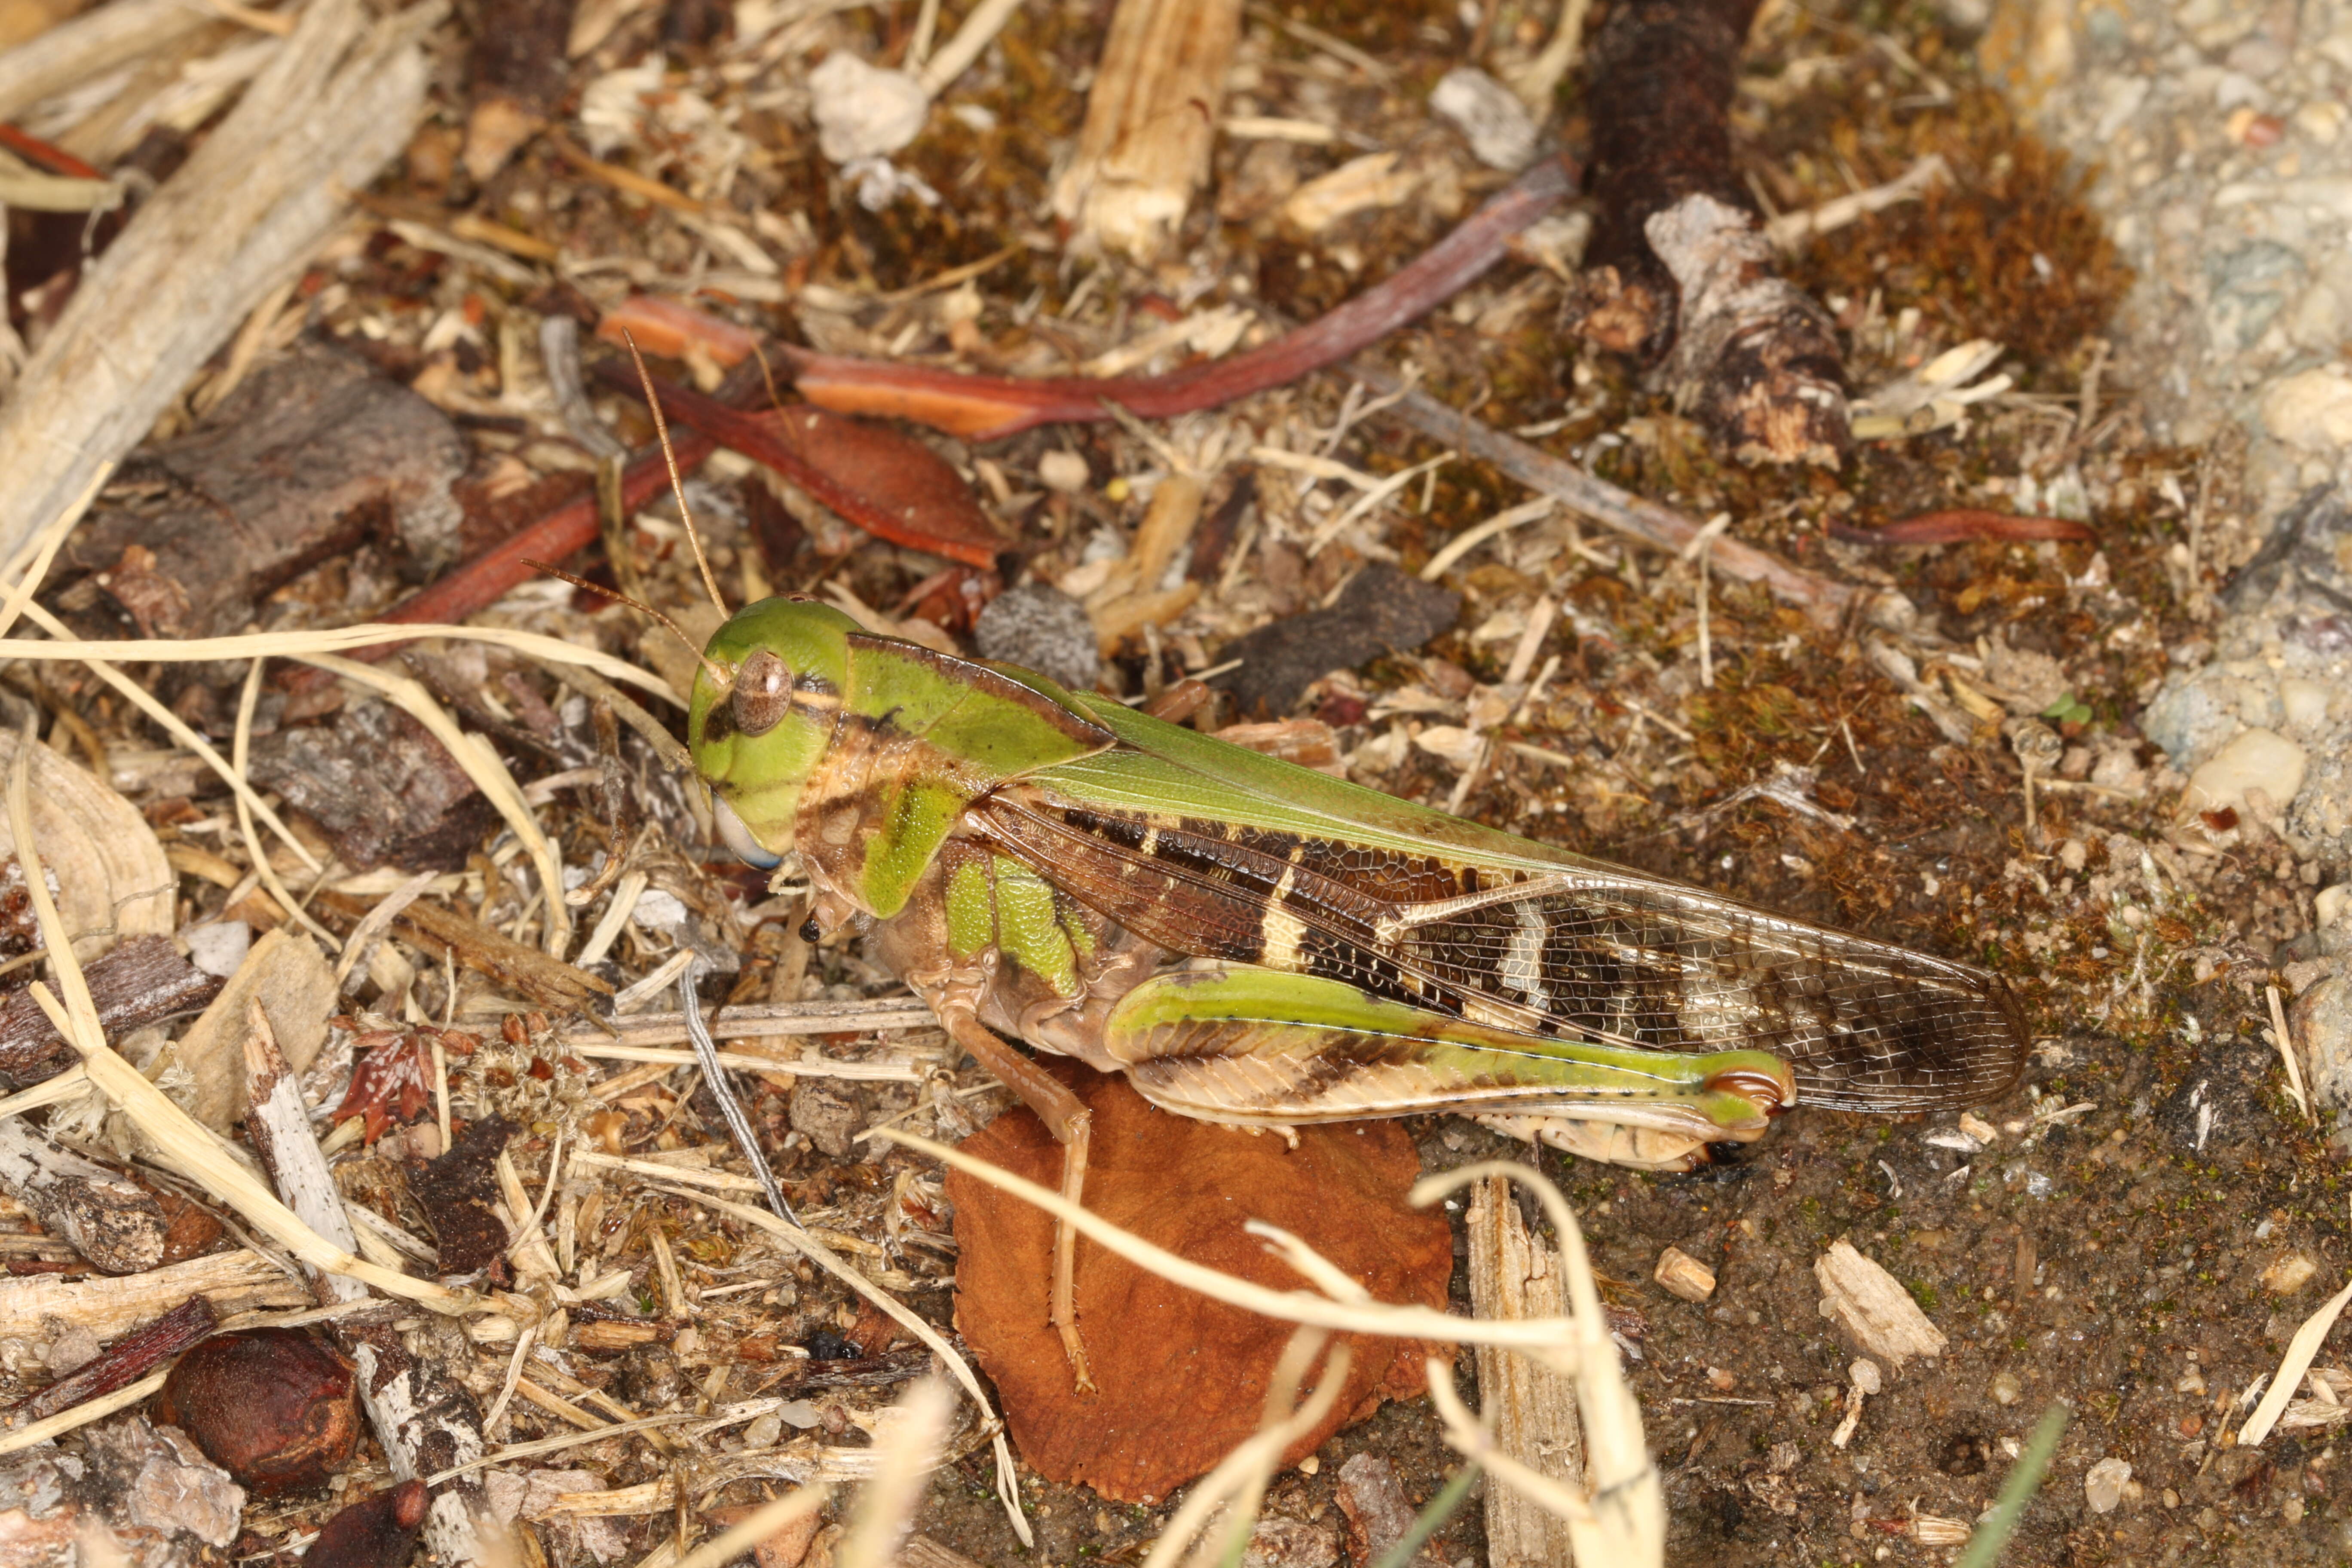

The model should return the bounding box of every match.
[1051,0,1243,261]
[1574,0,1849,466]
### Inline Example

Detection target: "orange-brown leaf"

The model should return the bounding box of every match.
[947,1063,1453,1503]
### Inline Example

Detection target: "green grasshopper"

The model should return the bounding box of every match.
[688,596,2026,1386]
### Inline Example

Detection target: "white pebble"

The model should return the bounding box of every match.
[2181,726,2307,818]
[1038,451,1090,493]
[2260,368,2352,451]
[2085,1457,2132,1514]
[1430,67,1537,171]
[808,53,929,164]
[182,921,250,979]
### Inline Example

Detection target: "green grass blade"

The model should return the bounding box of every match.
[1371,1463,1483,1568]
[1954,1404,2069,1568]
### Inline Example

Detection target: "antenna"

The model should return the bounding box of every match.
[523,558,728,689]
[621,331,731,616]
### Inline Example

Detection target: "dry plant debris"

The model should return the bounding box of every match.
[946,1064,1452,1502]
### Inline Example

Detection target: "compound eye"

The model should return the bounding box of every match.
[729,648,792,738]
[714,794,783,870]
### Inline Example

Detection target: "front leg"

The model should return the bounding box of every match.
[932,1004,1096,1392]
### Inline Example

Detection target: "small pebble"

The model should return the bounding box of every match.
[1038,451,1090,493]
[2085,1457,2133,1514]
[1990,1370,2021,1406]
[183,920,251,979]
[2181,727,2307,819]
[1655,1244,1718,1302]
[973,582,1102,693]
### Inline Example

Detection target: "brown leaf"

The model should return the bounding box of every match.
[604,369,1010,570]
[947,1063,1453,1502]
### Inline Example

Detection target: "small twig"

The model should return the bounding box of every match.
[679,959,799,1226]
[1681,512,1732,687]
[1360,371,1882,628]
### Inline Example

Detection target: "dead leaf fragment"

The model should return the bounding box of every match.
[1814,1240,1946,1370]
[947,1064,1452,1501]
[172,929,337,1133]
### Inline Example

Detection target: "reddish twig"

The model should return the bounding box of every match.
[1829,510,2097,545]
[780,156,1576,441]
[336,433,715,664]
[14,1292,215,1421]
[0,125,106,181]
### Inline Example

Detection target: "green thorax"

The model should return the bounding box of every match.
[799,636,1114,918]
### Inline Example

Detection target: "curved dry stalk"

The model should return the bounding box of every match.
[16,600,321,871]
[1423,1360,1600,1526]
[234,658,344,951]
[875,1127,1584,1352]
[298,652,572,960]
[836,1378,955,1568]
[0,464,111,644]
[1413,1161,1662,1565]
[1142,1329,1352,1568]
[0,622,680,704]
[6,740,465,1314]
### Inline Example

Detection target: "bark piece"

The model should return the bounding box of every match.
[1466,1176,1578,1568]
[0,1120,167,1274]
[0,936,217,1091]
[58,341,466,639]
[341,1314,490,1564]
[79,1415,245,1548]
[308,1480,430,1568]
[462,0,575,181]
[407,1115,512,1276]
[245,999,368,1304]
[0,1251,306,1339]
[1653,1244,1716,1302]
[1210,563,1459,718]
[1814,1240,1946,1370]
[947,1063,1452,1503]
[1050,0,1242,260]
[0,732,173,962]
[315,891,613,1011]
[1574,0,1847,465]
[0,0,433,565]
[169,929,336,1133]
[14,1293,214,1422]
[248,698,495,873]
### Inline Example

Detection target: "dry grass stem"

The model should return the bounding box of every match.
[299,652,572,959]
[17,600,322,871]
[1,622,680,703]
[234,658,344,950]
[1140,1329,1350,1568]
[0,1368,167,1455]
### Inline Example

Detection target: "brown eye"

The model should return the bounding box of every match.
[729,648,792,737]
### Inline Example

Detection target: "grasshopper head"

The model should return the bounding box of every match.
[689,597,859,867]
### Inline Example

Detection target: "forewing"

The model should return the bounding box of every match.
[976,732,2026,1112]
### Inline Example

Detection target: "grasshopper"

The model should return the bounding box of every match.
[688,596,2026,1385]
